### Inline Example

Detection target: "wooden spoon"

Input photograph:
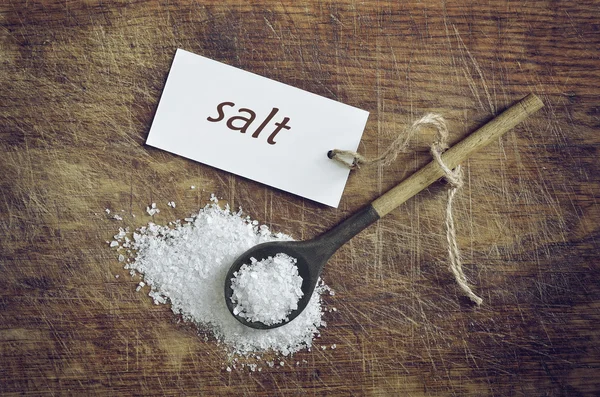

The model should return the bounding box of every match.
[224,94,544,330]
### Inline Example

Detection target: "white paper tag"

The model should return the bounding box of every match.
[146,49,369,207]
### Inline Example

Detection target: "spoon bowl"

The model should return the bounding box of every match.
[224,94,544,330]
[224,241,316,329]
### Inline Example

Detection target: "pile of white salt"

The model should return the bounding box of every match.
[230,253,304,326]
[111,196,330,358]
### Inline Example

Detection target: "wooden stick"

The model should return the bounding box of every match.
[371,94,544,217]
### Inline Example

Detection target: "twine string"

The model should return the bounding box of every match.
[330,114,483,305]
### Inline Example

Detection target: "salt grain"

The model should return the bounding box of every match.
[146,203,160,216]
[116,200,329,357]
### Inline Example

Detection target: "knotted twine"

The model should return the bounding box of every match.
[329,114,483,305]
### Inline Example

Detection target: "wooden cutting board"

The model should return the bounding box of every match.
[1,0,599,395]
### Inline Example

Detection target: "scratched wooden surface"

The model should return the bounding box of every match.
[1,0,599,395]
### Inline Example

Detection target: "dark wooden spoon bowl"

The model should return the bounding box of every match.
[224,94,543,330]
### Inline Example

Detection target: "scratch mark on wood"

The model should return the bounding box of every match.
[453,25,496,114]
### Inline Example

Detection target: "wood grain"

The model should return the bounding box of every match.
[1,0,599,395]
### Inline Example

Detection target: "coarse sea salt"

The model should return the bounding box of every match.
[230,253,303,326]
[146,202,160,216]
[112,196,330,358]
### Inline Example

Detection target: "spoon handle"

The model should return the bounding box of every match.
[316,94,543,261]
[371,93,544,217]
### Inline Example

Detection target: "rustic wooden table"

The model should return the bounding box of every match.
[1,1,599,395]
